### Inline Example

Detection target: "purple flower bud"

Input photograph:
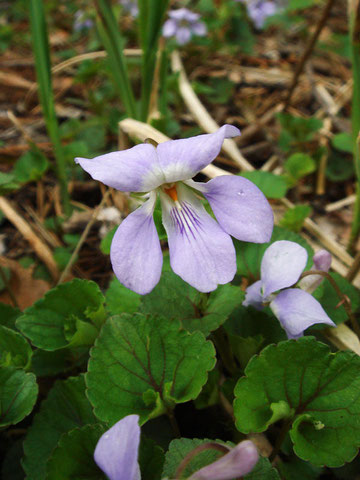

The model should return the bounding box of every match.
[162,8,207,45]
[188,441,259,480]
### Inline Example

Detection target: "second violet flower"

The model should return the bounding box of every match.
[76,126,273,295]
[243,240,336,338]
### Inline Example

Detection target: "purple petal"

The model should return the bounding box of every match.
[75,144,164,193]
[270,288,336,338]
[243,280,263,310]
[156,125,240,184]
[94,415,141,480]
[191,21,207,36]
[169,8,196,21]
[195,176,273,243]
[110,194,162,295]
[188,441,259,480]
[313,249,332,272]
[176,27,192,45]
[261,241,308,298]
[298,249,332,293]
[161,183,236,292]
[162,19,177,37]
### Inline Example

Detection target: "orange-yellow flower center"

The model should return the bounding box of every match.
[163,184,178,202]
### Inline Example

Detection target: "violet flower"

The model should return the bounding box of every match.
[74,10,94,32]
[76,126,273,295]
[162,8,207,45]
[119,0,138,18]
[243,241,336,338]
[94,415,259,480]
[235,0,284,28]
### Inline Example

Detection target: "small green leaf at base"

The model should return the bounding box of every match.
[234,337,360,467]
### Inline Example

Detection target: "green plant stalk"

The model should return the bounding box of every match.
[95,0,137,118]
[138,0,170,121]
[29,0,71,215]
[349,0,360,250]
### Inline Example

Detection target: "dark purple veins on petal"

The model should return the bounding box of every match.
[170,201,203,239]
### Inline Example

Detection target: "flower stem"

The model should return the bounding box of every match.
[300,270,360,338]
[175,442,229,479]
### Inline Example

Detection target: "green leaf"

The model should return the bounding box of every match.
[279,205,312,233]
[46,424,106,480]
[23,375,97,480]
[86,314,216,424]
[13,149,49,183]
[326,152,354,181]
[234,337,360,467]
[332,132,353,153]
[0,171,20,194]
[31,347,88,377]
[0,302,21,329]
[141,272,241,336]
[235,226,314,279]
[105,276,141,315]
[313,272,360,325]
[139,436,164,480]
[100,225,117,254]
[16,279,105,350]
[0,366,38,427]
[284,153,316,186]
[277,114,322,152]
[0,325,32,368]
[240,171,288,199]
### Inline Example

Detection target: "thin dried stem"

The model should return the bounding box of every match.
[284,0,336,108]
[57,190,111,285]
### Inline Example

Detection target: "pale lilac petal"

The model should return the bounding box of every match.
[75,144,164,192]
[313,250,332,272]
[243,280,263,309]
[110,193,162,295]
[94,415,141,480]
[161,183,236,292]
[191,21,207,36]
[176,27,192,45]
[188,441,258,480]
[169,8,192,21]
[156,125,240,184]
[299,249,332,293]
[162,19,177,37]
[261,241,307,298]
[270,288,336,339]
[195,176,273,243]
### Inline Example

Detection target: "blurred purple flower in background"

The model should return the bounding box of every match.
[243,241,335,338]
[76,126,273,295]
[163,8,207,45]
[235,0,285,28]
[94,415,259,480]
[119,0,139,18]
[73,10,94,32]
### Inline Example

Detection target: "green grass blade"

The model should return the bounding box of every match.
[29,0,70,215]
[95,0,137,118]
